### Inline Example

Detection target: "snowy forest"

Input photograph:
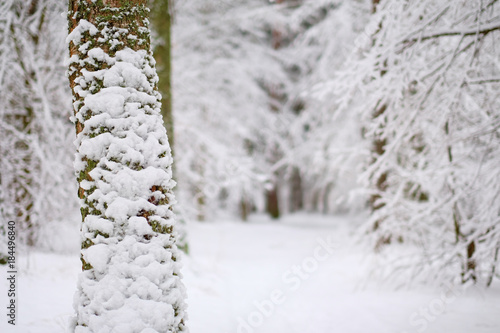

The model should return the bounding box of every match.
[0,0,499,332]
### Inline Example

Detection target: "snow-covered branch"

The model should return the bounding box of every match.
[400,22,500,47]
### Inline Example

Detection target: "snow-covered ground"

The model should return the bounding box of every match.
[1,213,500,333]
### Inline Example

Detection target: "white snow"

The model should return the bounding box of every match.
[1,213,499,333]
[66,20,98,46]
[83,244,110,273]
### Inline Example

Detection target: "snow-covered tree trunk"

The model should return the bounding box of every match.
[67,1,187,331]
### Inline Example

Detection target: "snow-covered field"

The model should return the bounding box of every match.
[1,213,500,333]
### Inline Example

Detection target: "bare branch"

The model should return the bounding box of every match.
[466,76,500,84]
[400,21,500,46]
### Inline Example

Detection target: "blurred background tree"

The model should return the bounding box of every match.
[0,0,76,253]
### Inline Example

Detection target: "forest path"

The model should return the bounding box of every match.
[0,213,499,333]
[184,213,500,333]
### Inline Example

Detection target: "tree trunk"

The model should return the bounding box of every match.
[266,186,280,219]
[289,167,303,212]
[67,1,187,331]
[6,0,47,246]
[150,0,174,161]
[369,103,388,212]
[240,197,250,222]
[150,0,189,252]
[372,0,381,13]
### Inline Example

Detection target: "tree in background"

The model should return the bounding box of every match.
[364,0,499,286]
[150,0,174,157]
[171,0,367,220]
[67,0,187,331]
[150,0,189,252]
[172,0,287,220]
[276,0,370,214]
[0,0,76,252]
[311,0,500,286]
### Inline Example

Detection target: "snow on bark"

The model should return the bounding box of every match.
[67,1,187,332]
